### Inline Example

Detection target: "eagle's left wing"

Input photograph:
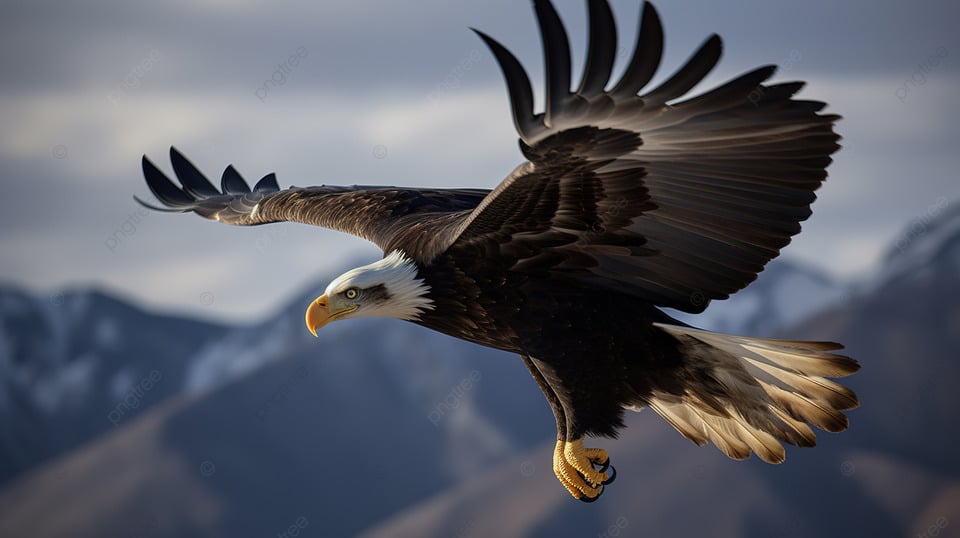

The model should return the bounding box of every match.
[443,0,840,314]
[137,147,489,257]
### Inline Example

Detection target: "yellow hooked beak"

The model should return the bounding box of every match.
[305,295,357,337]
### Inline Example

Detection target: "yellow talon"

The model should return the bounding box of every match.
[553,440,590,498]
[563,439,610,486]
[552,439,611,500]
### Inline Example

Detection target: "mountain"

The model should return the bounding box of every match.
[0,252,842,490]
[872,197,958,292]
[0,273,556,484]
[0,229,851,491]
[0,314,554,537]
[362,202,960,537]
[0,287,228,485]
[0,270,556,536]
[668,256,848,336]
[792,203,960,475]
[0,204,958,537]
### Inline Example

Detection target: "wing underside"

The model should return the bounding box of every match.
[445,0,839,313]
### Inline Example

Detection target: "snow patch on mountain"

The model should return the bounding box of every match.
[669,257,847,336]
[772,270,843,324]
[94,317,121,350]
[872,198,959,290]
[185,319,297,393]
[31,352,97,414]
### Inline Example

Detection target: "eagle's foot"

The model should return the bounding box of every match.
[553,438,615,502]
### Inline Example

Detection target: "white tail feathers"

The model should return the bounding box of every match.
[641,323,860,464]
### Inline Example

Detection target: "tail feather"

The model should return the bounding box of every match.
[742,356,858,410]
[696,410,753,460]
[731,418,785,464]
[647,400,710,445]
[739,342,854,377]
[763,383,850,433]
[639,323,860,463]
[769,406,817,447]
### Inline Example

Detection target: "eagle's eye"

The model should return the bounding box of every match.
[344,288,359,300]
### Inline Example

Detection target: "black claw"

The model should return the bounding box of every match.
[594,458,610,474]
[579,487,604,503]
[602,465,617,486]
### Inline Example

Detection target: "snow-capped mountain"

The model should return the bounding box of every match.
[1,200,958,536]
[668,256,848,336]
[359,203,960,536]
[0,250,848,488]
[872,198,960,291]
[0,287,554,537]
[0,271,545,489]
[0,287,228,485]
[0,200,945,489]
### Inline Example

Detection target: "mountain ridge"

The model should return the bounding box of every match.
[0,202,957,536]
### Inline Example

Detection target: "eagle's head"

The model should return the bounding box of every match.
[305,250,434,336]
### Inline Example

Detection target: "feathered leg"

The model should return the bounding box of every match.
[522,355,615,501]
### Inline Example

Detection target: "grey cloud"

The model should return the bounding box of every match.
[3,0,958,96]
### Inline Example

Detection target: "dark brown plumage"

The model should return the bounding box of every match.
[138,0,858,502]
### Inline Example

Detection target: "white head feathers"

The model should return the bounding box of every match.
[324,250,434,321]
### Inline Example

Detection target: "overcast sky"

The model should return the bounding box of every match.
[1,0,957,323]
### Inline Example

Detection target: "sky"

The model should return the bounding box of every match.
[1,0,957,323]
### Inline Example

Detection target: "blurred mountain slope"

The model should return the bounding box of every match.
[1,203,958,536]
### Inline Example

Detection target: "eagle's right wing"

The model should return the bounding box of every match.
[443,0,840,314]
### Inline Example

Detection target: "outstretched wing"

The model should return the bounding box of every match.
[137,147,489,257]
[445,0,840,313]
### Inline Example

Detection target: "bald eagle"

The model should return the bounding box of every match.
[138,0,859,501]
